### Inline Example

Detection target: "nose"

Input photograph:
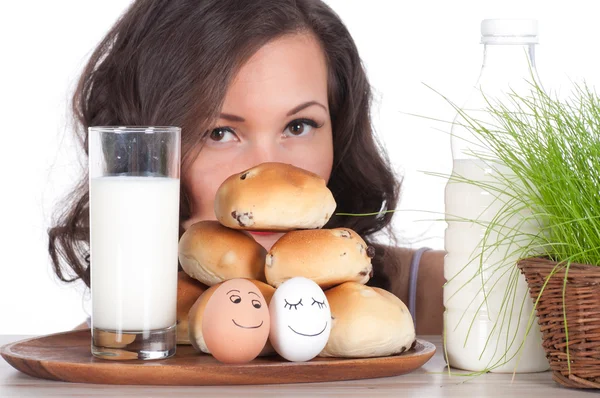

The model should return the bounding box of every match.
[244,138,287,167]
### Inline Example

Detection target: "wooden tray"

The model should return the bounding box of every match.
[1,329,435,385]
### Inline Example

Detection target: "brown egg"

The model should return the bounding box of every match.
[250,280,277,356]
[202,278,270,364]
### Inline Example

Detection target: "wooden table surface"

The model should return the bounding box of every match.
[0,334,595,397]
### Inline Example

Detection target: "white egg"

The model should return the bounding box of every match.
[269,277,331,362]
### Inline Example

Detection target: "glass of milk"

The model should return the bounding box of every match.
[89,126,181,360]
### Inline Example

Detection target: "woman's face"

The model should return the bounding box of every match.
[183,33,334,251]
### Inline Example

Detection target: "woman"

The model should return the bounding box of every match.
[48,0,444,334]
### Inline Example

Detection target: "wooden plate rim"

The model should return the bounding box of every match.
[1,329,436,385]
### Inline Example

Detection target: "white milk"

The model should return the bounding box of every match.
[444,159,548,372]
[90,176,180,331]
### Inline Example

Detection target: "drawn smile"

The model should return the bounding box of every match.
[232,319,264,329]
[287,321,328,337]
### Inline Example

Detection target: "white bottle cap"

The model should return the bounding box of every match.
[481,19,538,44]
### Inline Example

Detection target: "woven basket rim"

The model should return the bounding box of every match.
[517,256,600,269]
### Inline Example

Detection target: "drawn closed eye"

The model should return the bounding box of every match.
[311,298,326,309]
[284,298,303,310]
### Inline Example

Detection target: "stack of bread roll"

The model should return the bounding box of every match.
[177,162,415,358]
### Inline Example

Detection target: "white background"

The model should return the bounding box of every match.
[1,1,598,334]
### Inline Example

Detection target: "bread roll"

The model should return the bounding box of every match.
[179,220,267,285]
[265,228,374,289]
[319,282,415,358]
[214,162,336,231]
[176,271,207,345]
[188,279,276,356]
[93,330,137,349]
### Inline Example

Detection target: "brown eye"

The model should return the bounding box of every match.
[252,300,262,309]
[210,128,225,141]
[288,121,305,135]
[230,295,241,304]
[209,127,236,142]
[284,119,317,137]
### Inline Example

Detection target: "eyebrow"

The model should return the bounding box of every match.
[227,289,240,295]
[286,101,328,116]
[218,101,328,123]
[219,113,245,122]
[248,291,260,297]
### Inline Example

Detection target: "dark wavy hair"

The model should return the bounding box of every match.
[48,0,401,291]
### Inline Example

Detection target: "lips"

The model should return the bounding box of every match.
[248,231,277,236]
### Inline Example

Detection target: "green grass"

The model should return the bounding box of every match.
[453,82,600,266]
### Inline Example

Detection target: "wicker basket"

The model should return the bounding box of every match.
[517,257,600,389]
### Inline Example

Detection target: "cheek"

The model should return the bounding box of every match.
[311,130,334,181]
[184,151,244,220]
[284,126,334,182]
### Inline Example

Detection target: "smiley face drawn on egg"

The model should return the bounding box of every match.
[284,297,329,337]
[269,277,332,362]
[228,289,265,329]
[202,278,270,364]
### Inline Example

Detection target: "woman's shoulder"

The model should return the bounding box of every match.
[371,243,445,272]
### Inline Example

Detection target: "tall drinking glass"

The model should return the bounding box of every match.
[89,126,181,360]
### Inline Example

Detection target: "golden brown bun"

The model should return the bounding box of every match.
[188,280,276,356]
[214,162,336,231]
[176,271,207,345]
[265,228,374,289]
[178,220,267,286]
[188,283,218,354]
[319,282,416,358]
[93,330,136,349]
